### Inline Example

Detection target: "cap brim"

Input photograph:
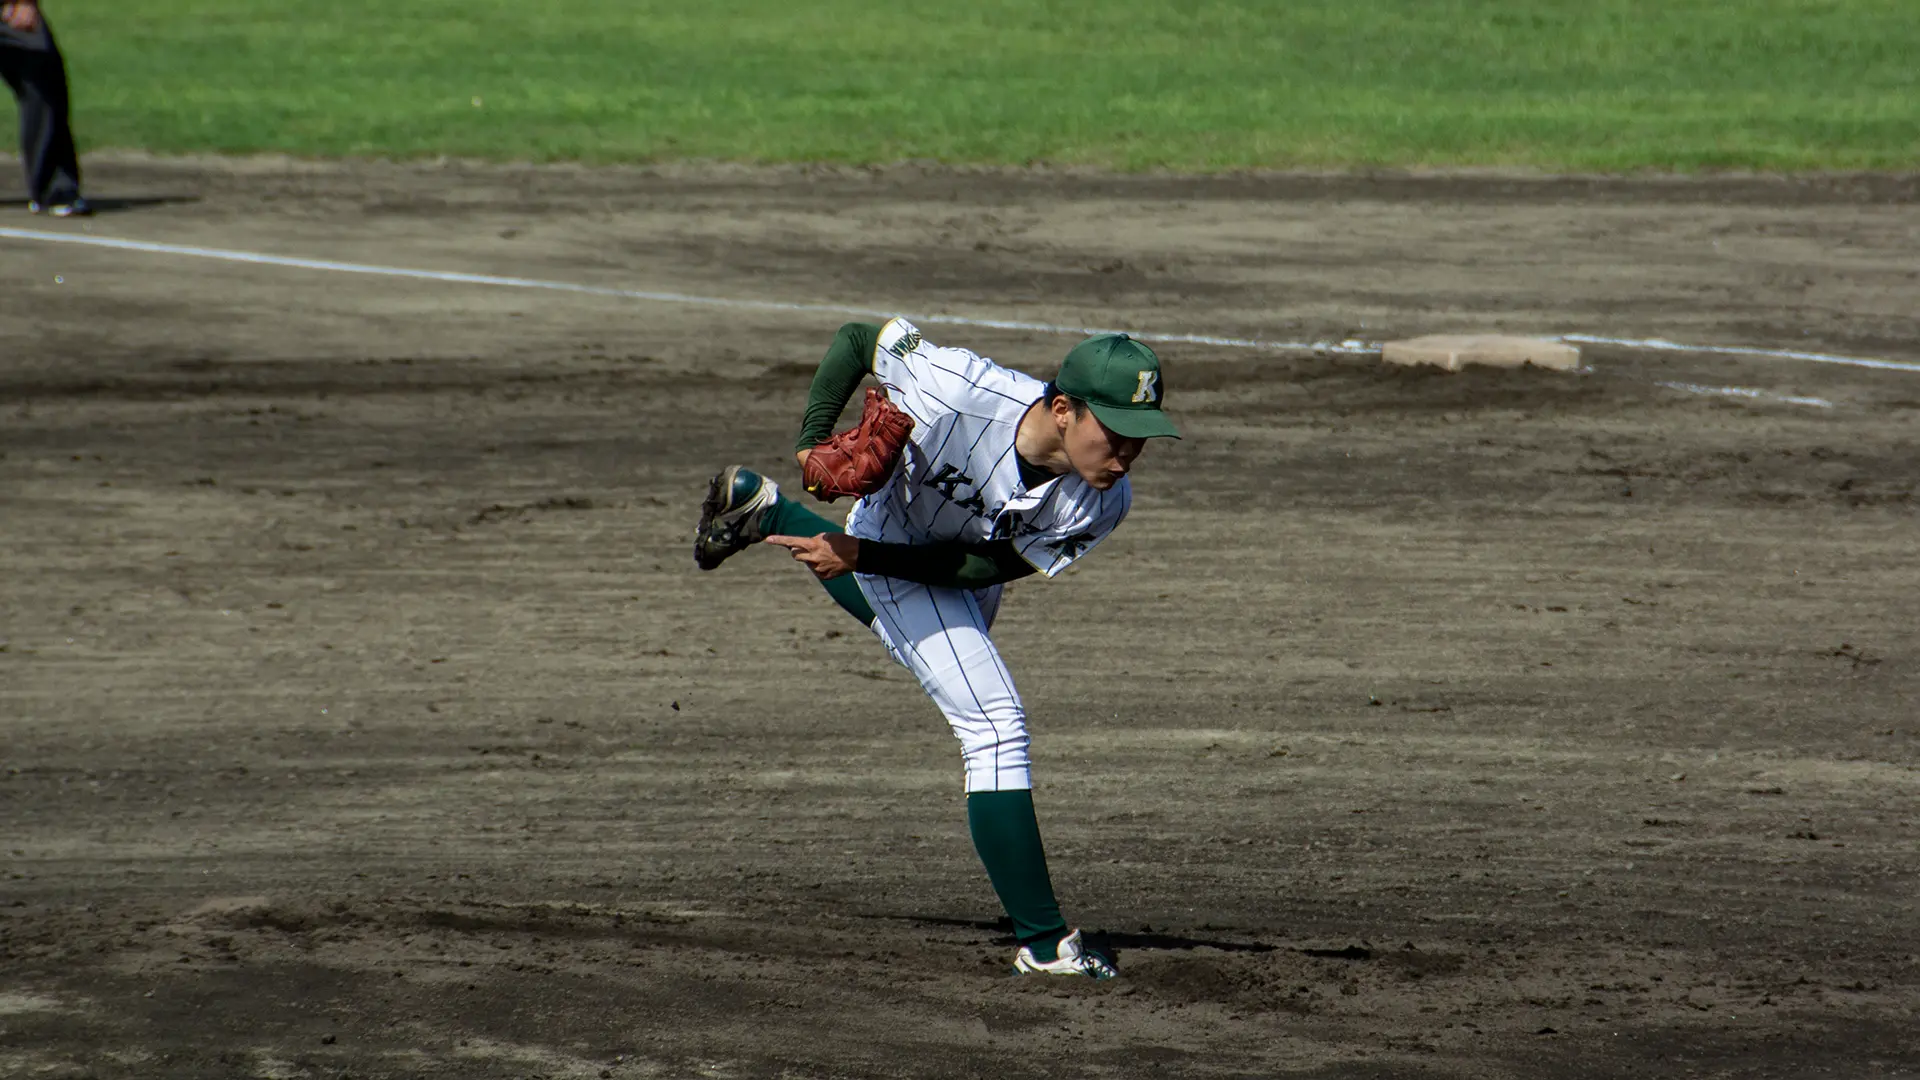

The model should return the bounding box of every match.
[1087,401,1181,440]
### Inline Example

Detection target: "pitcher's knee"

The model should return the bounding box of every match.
[960,727,1031,792]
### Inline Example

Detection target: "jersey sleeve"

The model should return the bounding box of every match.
[868,317,1004,430]
[1012,482,1131,578]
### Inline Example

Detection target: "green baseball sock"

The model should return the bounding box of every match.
[967,789,1069,961]
[761,495,877,627]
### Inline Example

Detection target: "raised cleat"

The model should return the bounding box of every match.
[1013,929,1117,979]
[693,465,779,570]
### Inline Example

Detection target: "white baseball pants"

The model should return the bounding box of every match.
[855,574,1028,792]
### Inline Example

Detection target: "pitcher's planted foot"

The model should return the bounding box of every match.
[1013,930,1116,979]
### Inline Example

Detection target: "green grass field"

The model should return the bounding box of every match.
[54,0,1920,171]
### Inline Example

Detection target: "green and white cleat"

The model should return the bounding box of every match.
[1013,929,1117,979]
[694,465,780,570]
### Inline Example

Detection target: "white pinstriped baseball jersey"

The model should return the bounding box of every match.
[843,317,1130,577]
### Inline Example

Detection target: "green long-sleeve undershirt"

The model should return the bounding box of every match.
[794,322,1037,591]
[795,322,881,453]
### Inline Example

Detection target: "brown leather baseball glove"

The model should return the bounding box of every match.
[802,387,914,502]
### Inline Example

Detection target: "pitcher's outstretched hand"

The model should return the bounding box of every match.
[765,533,859,580]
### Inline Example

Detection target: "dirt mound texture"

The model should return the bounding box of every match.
[2,158,1916,1078]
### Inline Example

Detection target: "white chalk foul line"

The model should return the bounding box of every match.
[0,226,1376,355]
[1562,333,1920,374]
[1654,381,1835,409]
[3,226,1909,391]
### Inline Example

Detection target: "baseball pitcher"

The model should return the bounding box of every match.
[693,317,1178,977]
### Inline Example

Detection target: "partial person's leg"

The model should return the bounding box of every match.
[966,789,1066,957]
[1,19,80,205]
[760,496,875,627]
[858,575,1071,959]
[0,33,32,199]
[973,583,1004,630]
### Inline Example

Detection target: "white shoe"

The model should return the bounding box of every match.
[1013,929,1117,979]
[28,197,91,218]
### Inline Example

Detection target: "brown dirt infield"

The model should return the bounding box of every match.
[2,158,1917,1079]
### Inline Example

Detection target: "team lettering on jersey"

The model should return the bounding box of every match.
[883,324,923,358]
[925,463,987,514]
[925,463,1051,537]
[1046,531,1097,559]
[989,509,1030,541]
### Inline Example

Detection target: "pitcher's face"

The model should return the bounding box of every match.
[1056,398,1145,490]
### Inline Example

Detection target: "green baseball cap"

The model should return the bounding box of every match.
[1055,333,1181,439]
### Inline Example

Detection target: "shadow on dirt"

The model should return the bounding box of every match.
[0,194,201,214]
[876,913,1282,955]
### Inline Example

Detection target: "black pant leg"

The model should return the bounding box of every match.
[0,16,81,204]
